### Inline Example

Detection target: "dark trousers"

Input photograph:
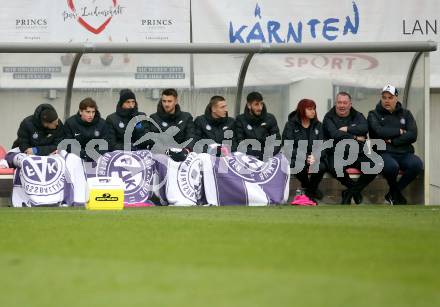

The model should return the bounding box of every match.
[380,152,423,192]
[327,154,377,193]
[294,159,327,192]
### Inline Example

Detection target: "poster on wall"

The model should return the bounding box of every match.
[192,0,440,87]
[0,0,191,88]
[0,0,190,43]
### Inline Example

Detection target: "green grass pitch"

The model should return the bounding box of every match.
[1,206,439,307]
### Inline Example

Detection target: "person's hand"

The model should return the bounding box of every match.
[385,139,392,144]
[339,126,348,132]
[400,129,406,135]
[307,154,316,165]
[208,144,230,157]
[355,136,366,142]
[25,148,33,155]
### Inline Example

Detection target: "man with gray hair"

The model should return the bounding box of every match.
[323,91,377,204]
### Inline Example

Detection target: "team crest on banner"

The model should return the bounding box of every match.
[96,150,154,204]
[21,156,66,195]
[225,152,280,184]
[177,153,203,202]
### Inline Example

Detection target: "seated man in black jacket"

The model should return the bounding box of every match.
[106,89,149,151]
[64,97,109,162]
[235,92,281,161]
[193,95,236,155]
[147,88,195,162]
[13,103,64,156]
[323,91,377,204]
[368,85,423,205]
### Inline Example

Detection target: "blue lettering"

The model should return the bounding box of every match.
[323,18,339,41]
[343,1,360,35]
[246,22,266,43]
[287,22,302,43]
[267,20,285,43]
[307,19,320,39]
[228,1,360,44]
[229,22,246,43]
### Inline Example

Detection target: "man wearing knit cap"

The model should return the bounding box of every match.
[368,84,423,205]
[12,103,64,156]
[106,89,150,151]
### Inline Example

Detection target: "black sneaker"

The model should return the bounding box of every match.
[306,188,324,200]
[386,190,407,205]
[385,192,394,205]
[341,189,352,204]
[393,190,407,205]
[353,192,363,204]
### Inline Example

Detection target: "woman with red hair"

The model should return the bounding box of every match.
[282,99,327,205]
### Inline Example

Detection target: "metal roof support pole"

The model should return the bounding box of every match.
[0,41,436,54]
[424,52,431,205]
[403,51,423,108]
[64,53,83,120]
[235,53,255,116]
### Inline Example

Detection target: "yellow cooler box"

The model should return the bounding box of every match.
[86,177,125,210]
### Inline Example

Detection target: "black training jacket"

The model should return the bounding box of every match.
[13,104,64,156]
[282,110,326,165]
[235,104,281,160]
[147,102,195,150]
[367,101,417,154]
[64,111,109,161]
[323,106,368,156]
[105,99,149,151]
[193,104,237,153]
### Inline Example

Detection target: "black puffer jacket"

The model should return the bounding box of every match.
[105,99,149,151]
[323,106,368,156]
[64,111,109,161]
[368,101,417,154]
[282,110,326,165]
[193,104,236,153]
[13,104,64,156]
[235,104,281,160]
[148,102,195,150]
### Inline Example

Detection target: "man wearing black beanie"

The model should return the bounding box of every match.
[106,89,150,151]
[12,104,65,156]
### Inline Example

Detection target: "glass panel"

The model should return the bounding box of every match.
[71,53,243,120]
[0,53,70,149]
[190,54,243,117]
[242,52,416,126]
